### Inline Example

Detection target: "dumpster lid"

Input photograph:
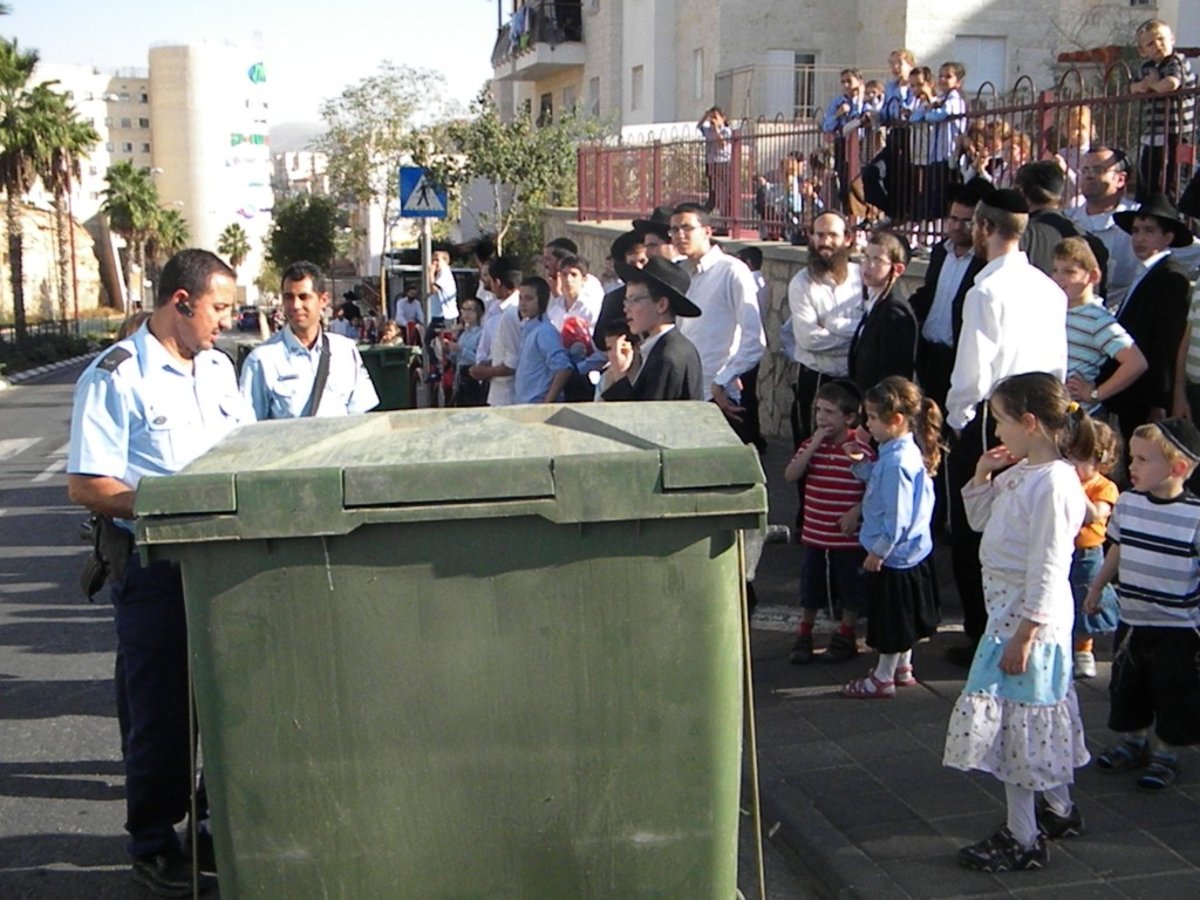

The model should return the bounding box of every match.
[135,402,766,540]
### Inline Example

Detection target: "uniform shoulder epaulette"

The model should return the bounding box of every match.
[96,346,133,373]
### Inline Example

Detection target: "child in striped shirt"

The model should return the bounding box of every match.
[1053,237,1147,415]
[785,379,875,665]
[1085,418,1200,792]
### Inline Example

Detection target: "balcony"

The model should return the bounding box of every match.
[492,1,584,83]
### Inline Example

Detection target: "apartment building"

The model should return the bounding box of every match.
[491,0,1186,129]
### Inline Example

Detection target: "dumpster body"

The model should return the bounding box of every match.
[358,343,418,410]
[137,402,766,899]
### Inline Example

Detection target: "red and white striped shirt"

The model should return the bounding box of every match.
[795,436,873,549]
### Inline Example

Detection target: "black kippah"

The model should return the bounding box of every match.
[981,188,1029,215]
[1156,418,1200,463]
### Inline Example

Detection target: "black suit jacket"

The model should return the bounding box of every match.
[1108,255,1191,421]
[907,242,986,346]
[848,291,918,392]
[602,327,704,402]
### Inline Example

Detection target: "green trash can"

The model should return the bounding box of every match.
[136,402,766,899]
[359,343,418,410]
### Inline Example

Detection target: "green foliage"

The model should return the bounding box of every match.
[217,222,251,271]
[102,160,159,310]
[148,208,189,260]
[419,91,607,256]
[266,193,339,270]
[0,332,98,375]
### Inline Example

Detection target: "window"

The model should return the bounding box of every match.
[631,65,644,111]
[104,116,113,126]
[954,35,1006,93]
[140,93,149,103]
[120,117,132,128]
[562,84,577,111]
[538,92,553,125]
[693,49,704,100]
[118,91,130,102]
[141,142,151,153]
[105,141,114,152]
[588,77,600,117]
[121,142,133,153]
[88,165,98,176]
[138,117,150,128]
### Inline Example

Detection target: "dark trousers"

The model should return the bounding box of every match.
[112,553,192,859]
[947,403,993,643]
[727,364,766,451]
[1138,142,1182,203]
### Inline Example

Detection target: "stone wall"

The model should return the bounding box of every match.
[0,204,107,323]
[544,207,924,440]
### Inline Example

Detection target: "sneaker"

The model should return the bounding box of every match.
[1073,650,1097,679]
[1035,796,1084,839]
[788,633,814,665]
[1096,739,1152,772]
[822,630,859,664]
[131,849,210,897]
[958,826,1048,873]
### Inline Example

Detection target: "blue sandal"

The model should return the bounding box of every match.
[1137,757,1179,792]
[1095,740,1151,772]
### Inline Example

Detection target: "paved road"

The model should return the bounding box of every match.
[0,362,818,899]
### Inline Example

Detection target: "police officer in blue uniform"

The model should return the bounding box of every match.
[239,260,379,419]
[67,249,250,896]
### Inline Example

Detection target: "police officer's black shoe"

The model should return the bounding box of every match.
[183,826,218,873]
[131,848,213,897]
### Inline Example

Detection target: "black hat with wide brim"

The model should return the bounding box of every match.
[631,205,674,240]
[615,257,701,318]
[1113,194,1193,248]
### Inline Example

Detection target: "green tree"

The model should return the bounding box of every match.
[102,160,159,311]
[423,91,604,258]
[0,39,55,336]
[315,62,459,270]
[266,193,339,270]
[41,89,99,320]
[146,207,189,268]
[217,222,251,273]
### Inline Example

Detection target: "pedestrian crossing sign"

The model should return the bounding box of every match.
[399,166,447,219]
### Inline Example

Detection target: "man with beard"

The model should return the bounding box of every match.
[670,202,765,434]
[1064,147,1140,311]
[943,188,1068,666]
[787,211,863,438]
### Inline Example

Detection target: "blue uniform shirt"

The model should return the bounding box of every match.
[239,326,380,419]
[68,323,251,525]
[514,317,572,404]
[856,432,934,568]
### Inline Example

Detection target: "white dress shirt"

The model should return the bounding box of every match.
[485,306,523,407]
[676,245,766,399]
[923,242,975,347]
[946,251,1068,431]
[786,262,864,376]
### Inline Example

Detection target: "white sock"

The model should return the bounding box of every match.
[898,649,912,670]
[874,652,902,682]
[1005,784,1038,848]
[1043,784,1071,818]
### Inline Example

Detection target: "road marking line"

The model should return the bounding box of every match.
[0,438,39,462]
[33,459,67,483]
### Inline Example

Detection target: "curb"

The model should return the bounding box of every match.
[0,352,97,390]
[752,768,911,900]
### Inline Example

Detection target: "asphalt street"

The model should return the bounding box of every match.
[0,360,817,899]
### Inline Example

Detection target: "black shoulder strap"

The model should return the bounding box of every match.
[306,333,331,417]
[96,346,133,373]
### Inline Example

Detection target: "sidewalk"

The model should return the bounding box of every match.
[748,439,1200,898]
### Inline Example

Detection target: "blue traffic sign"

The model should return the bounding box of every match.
[398,166,448,219]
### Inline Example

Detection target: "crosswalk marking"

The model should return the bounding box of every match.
[0,438,39,463]
[31,442,69,483]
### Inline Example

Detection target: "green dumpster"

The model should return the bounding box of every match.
[136,401,766,899]
[359,343,418,410]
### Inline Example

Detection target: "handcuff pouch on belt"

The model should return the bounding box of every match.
[79,513,134,601]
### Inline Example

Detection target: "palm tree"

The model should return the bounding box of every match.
[41,89,99,320]
[102,160,159,311]
[145,206,189,285]
[0,38,54,338]
[217,222,251,274]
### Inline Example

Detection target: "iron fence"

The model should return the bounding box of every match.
[577,65,1200,244]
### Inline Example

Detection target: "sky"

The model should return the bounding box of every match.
[6,0,500,124]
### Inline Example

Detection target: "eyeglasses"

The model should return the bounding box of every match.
[667,224,701,234]
[624,291,654,304]
[861,254,894,267]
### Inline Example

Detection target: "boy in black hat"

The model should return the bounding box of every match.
[1084,418,1200,792]
[600,257,703,402]
[1105,194,1192,444]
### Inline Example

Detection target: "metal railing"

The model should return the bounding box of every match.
[578,64,1200,243]
[491,1,584,69]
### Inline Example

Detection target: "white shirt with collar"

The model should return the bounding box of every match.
[485,305,523,407]
[786,262,864,376]
[946,250,1068,431]
[1064,198,1140,311]
[676,245,766,399]
[477,292,518,365]
[923,242,976,347]
[546,293,596,331]
[631,325,673,384]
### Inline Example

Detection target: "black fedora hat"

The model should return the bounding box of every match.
[632,205,674,240]
[1113,194,1193,248]
[615,257,701,318]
